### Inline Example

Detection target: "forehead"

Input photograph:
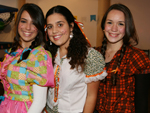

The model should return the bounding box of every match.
[107,9,125,21]
[21,10,30,17]
[19,10,33,22]
[47,13,67,23]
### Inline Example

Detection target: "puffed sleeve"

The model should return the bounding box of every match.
[25,46,54,87]
[84,48,107,83]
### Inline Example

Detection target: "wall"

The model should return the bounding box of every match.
[0,0,18,42]
[111,0,150,50]
[0,0,18,7]
[0,0,150,49]
[0,0,18,58]
[26,0,98,47]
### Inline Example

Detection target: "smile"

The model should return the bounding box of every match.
[23,32,32,36]
[53,35,62,40]
[54,35,61,39]
[109,33,119,37]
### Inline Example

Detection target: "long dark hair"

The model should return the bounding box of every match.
[10,3,45,61]
[101,3,138,85]
[44,5,90,71]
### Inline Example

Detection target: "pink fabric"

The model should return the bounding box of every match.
[0,50,22,91]
[0,54,15,91]
[0,98,32,113]
[0,47,54,113]
[41,49,54,87]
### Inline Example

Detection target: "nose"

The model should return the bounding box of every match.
[111,24,118,32]
[52,26,58,34]
[26,23,31,30]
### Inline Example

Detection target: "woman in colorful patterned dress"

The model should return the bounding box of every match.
[95,3,150,113]
[0,3,54,113]
[44,5,107,113]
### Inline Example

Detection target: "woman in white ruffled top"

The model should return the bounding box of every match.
[44,5,107,113]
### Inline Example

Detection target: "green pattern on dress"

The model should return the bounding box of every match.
[84,48,105,76]
[27,60,35,67]
[39,66,47,74]
[11,71,19,79]
[39,79,47,86]
[13,84,21,91]
[46,105,58,113]
[37,54,45,62]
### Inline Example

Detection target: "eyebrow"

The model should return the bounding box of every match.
[57,21,65,23]
[20,18,27,20]
[47,21,65,25]
[106,19,125,23]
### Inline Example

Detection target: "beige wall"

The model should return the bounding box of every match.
[26,0,98,47]
[96,0,110,47]
[0,0,18,7]
[0,0,150,49]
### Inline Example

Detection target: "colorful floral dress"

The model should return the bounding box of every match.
[0,46,54,113]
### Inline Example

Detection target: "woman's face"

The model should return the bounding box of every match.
[104,9,125,45]
[18,10,38,48]
[46,13,73,49]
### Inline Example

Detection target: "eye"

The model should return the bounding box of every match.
[47,25,52,29]
[32,22,35,25]
[20,20,26,23]
[106,21,112,24]
[119,22,125,26]
[58,23,63,27]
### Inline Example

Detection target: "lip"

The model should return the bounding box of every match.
[109,33,119,37]
[23,31,32,37]
[53,35,62,41]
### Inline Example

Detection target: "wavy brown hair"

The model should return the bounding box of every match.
[44,5,90,71]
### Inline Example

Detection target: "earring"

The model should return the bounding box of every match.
[50,41,52,45]
[70,31,73,39]
[45,27,47,31]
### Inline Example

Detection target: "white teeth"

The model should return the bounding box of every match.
[54,35,60,39]
[110,33,118,37]
[24,32,31,35]
[111,34,117,36]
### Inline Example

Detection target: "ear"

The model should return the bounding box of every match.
[70,22,74,31]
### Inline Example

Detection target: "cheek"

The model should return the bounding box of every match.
[119,27,125,34]
[104,25,110,36]
[18,23,24,29]
[31,26,38,32]
[31,25,38,32]
[47,30,52,36]
[104,25,110,31]
[61,30,67,35]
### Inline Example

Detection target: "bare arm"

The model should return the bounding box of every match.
[83,80,100,113]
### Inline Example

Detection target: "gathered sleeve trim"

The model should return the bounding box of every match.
[85,68,107,83]
[84,48,107,83]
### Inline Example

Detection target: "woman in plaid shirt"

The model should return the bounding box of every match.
[95,3,150,113]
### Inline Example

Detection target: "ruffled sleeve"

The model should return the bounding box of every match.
[0,54,12,91]
[84,48,107,83]
[25,46,54,87]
